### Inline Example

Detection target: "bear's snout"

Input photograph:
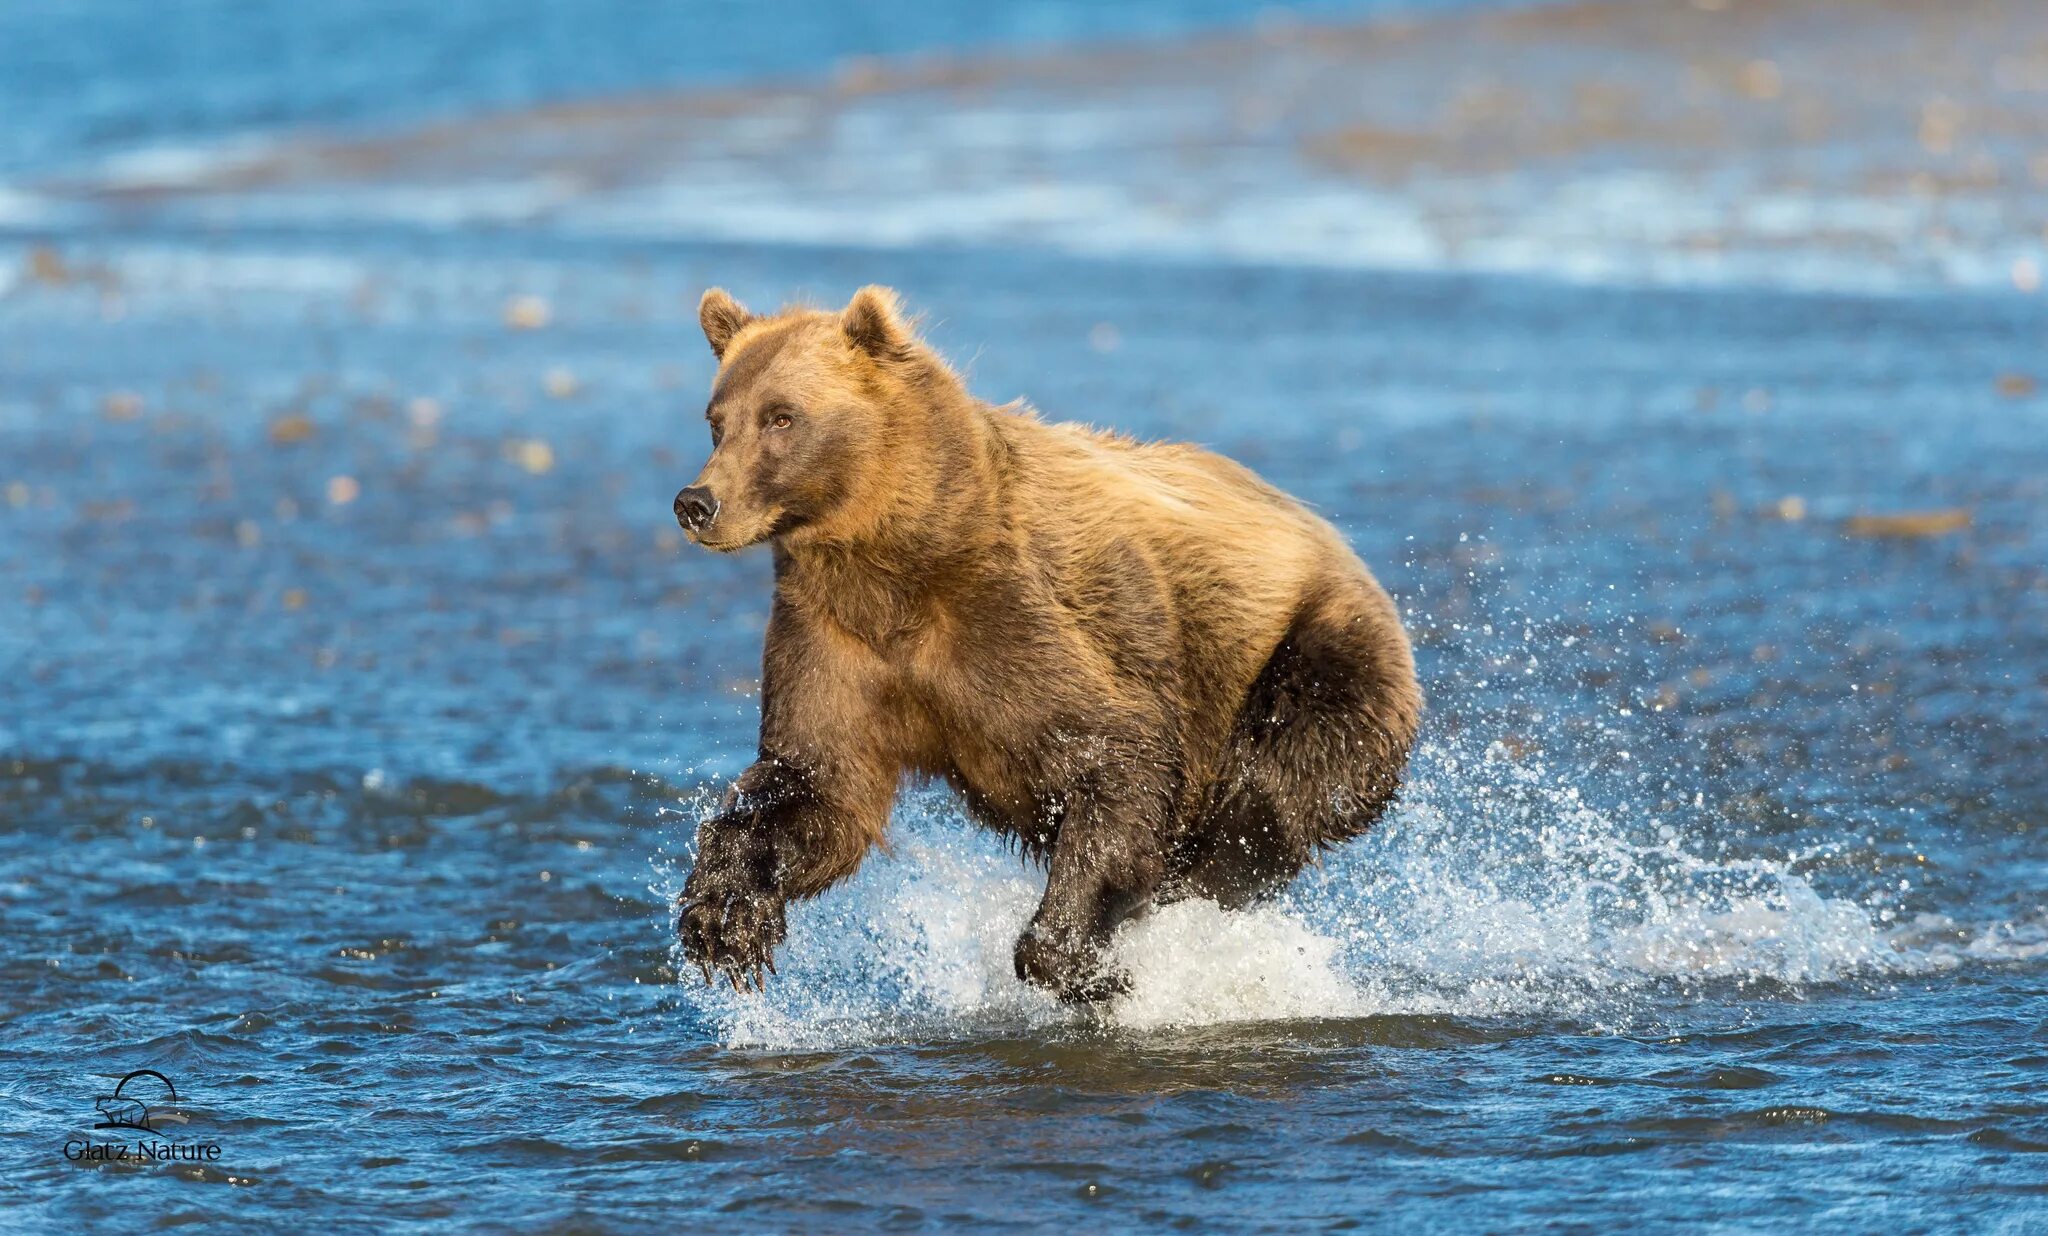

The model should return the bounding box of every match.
[674,486,719,534]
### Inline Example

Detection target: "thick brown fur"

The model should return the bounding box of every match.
[674,286,1422,1001]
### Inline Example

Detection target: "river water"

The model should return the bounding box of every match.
[2,0,2045,1230]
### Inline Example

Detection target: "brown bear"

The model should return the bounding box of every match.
[673,286,1421,1002]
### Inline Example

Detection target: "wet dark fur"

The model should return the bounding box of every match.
[674,287,1422,1001]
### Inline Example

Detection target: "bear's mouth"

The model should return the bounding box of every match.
[689,530,759,553]
[688,509,788,553]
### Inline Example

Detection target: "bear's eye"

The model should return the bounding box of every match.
[769,411,794,431]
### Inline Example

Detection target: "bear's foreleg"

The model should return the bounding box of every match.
[678,751,894,990]
[679,605,901,991]
[1013,749,1174,1004]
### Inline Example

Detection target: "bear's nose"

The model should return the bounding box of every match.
[674,486,719,533]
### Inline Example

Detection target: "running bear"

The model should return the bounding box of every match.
[673,286,1421,1002]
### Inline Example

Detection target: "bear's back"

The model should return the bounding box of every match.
[996,413,1366,683]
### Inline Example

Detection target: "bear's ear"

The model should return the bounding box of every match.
[698,288,753,360]
[841,285,912,361]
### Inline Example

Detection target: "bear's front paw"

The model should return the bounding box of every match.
[677,886,787,991]
[1013,926,1130,1005]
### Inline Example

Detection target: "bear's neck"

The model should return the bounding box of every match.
[777,387,1009,626]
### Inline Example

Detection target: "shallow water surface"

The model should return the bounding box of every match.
[2,237,2044,1228]
[4,0,2048,1226]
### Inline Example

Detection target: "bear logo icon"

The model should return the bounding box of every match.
[93,1070,182,1132]
[93,1095,150,1129]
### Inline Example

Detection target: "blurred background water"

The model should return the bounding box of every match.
[0,0,1543,174]
[2,0,2046,1231]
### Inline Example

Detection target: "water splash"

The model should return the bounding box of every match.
[662,745,2036,1050]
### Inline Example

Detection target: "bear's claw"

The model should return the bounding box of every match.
[677,888,786,992]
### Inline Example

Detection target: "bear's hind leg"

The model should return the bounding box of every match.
[1168,585,1419,908]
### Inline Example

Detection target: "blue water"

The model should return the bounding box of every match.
[3,2,2046,1231]
[0,0,1540,174]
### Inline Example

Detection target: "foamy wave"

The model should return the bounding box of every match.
[662,750,2033,1050]
[23,143,2032,294]
[89,137,278,190]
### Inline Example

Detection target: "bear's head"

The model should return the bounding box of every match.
[675,285,939,553]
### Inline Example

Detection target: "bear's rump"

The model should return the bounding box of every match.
[1164,576,1420,906]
